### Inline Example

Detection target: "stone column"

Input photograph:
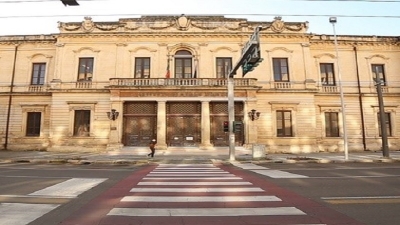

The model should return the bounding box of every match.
[200,101,212,149]
[156,101,167,150]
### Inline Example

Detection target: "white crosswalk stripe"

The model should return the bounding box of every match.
[130,187,265,192]
[233,162,309,178]
[29,178,107,197]
[0,203,59,225]
[1,178,106,225]
[121,196,281,202]
[108,207,306,217]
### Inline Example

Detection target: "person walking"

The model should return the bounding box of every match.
[148,139,156,158]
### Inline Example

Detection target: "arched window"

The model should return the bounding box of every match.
[174,50,193,78]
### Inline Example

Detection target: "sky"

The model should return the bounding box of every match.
[0,0,399,36]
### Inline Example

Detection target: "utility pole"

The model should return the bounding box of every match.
[227,26,263,161]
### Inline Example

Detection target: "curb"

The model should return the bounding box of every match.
[1,157,400,165]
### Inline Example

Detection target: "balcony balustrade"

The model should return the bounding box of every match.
[108,78,258,88]
[0,79,398,94]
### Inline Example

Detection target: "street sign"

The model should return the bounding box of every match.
[241,26,262,77]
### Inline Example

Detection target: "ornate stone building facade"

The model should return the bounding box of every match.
[0,15,399,153]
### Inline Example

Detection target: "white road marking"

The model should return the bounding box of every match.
[130,187,265,192]
[232,162,309,178]
[251,170,309,178]
[0,194,73,199]
[322,196,400,200]
[153,167,223,171]
[143,177,242,180]
[0,203,59,225]
[121,196,281,202]
[29,178,107,197]
[147,174,235,177]
[158,164,216,167]
[108,207,306,216]
[150,171,229,174]
[231,163,269,170]
[138,181,252,185]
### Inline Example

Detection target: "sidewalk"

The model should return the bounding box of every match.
[0,147,399,165]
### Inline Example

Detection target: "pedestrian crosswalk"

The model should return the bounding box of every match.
[107,164,324,225]
[0,178,106,225]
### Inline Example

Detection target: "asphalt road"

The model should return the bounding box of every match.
[0,162,399,225]
[253,162,400,225]
[0,163,138,225]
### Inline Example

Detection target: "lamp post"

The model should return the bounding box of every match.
[107,109,119,121]
[248,109,261,121]
[330,17,348,160]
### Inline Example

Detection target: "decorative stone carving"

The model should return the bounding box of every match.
[176,15,191,31]
[96,23,119,31]
[58,15,308,34]
[270,17,285,33]
[265,16,308,33]
[82,16,95,32]
[148,20,175,30]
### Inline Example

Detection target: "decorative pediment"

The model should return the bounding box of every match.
[266,47,294,53]
[73,47,100,53]
[27,53,53,59]
[313,53,336,59]
[167,43,197,55]
[365,54,389,60]
[210,46,238,53]
[129,47,157,53]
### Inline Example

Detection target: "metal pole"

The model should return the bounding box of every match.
[228,76,235,161]
[330,18,348,160]
[375,78,390,158]
[4,44,19,150]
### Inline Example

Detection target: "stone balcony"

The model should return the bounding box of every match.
[107,78,258,89]
[0,79,398,94]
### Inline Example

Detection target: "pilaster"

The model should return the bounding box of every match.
[156,101,167,149]
[106,101,123,151]
[200,101,213,149]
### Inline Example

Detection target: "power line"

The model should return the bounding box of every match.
[1,13,399,19]
[0,0,400,2]
[286,0,400,2]
[0,0,105,3]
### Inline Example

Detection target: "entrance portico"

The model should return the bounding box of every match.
[107,78,259,151]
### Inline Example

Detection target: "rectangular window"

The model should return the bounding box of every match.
[78,57,94,81]
[134,57,150,78]
[26,112,41,136]
[74,110,91,136]
[320,63,335,86]
[273,58,289,81]
[175,58,192,78]
[31,63,46,85]
[216,57,232,78]
[325,112,339,137]
[371,64,386,85]
[378,112,392,136]
[276,110,292,137]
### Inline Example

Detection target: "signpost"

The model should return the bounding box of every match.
[227,26,263,160]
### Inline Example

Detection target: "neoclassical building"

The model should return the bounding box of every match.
[0,15,399,153]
